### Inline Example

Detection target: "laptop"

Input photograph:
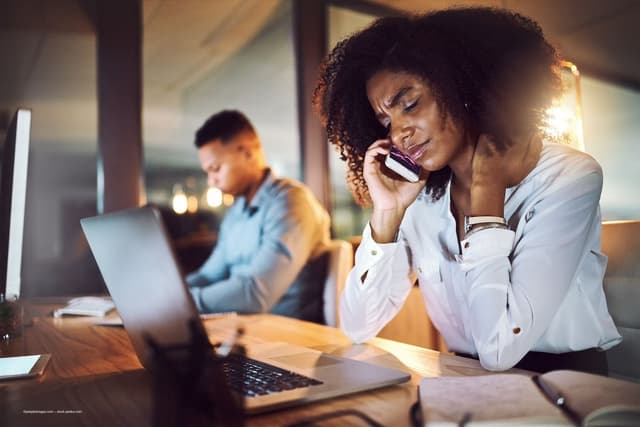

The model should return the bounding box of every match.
[80,206,410,414]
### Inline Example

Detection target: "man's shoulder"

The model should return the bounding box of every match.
[264,176,315,201]
[261,176,329,222]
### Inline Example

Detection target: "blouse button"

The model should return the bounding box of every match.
[464,241,470,249]
[371,250,378,256]
[418,267,423,274]
[512,327,521,335]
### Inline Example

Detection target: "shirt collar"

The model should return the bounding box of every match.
[243,168,275,215]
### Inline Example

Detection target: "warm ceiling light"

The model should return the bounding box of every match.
[206,187,223,208]
[172,184,188,214]
[187,195,198,213]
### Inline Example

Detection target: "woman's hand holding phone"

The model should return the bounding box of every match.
[364,139,427,243]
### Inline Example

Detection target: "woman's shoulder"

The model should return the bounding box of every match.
[528,142,603,189]
[508,142,603,205]
[537,142,602,175]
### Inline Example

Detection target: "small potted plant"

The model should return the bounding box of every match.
[0,294,23,340]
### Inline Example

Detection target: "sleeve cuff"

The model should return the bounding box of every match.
[354,223,401,280]
[189,287,204,312]
[458,227,515,271]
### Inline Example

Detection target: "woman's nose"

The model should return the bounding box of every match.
[389,125,412,149]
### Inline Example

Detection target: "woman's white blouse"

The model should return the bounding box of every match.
[340,143,622,371]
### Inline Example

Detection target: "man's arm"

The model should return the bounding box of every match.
[185,213,231,287]
[185,243,229,288]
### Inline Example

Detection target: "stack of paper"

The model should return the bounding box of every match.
[53,297,115,318]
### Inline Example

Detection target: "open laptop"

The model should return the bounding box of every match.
[80,206,410,414]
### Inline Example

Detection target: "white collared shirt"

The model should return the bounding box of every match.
[340,143,622,371]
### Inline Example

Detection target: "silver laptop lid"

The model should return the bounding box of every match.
[81,206,205,368]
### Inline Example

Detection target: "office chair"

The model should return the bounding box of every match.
[601,220,640,382]
[322,240,354,328]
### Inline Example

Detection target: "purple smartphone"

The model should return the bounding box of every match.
[384,145,421,182]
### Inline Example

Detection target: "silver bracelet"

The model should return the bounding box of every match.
[463,222,508,240]
[464,215,507,233]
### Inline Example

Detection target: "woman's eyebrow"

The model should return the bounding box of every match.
[385,86,412,108]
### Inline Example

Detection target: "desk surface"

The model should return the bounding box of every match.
[1,299,503,426]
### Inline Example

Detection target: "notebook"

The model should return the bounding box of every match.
[80,206,410,414]
[418,370,640,426]
[53,296,115,318]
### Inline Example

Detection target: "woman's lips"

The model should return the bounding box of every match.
[406,141,430,162]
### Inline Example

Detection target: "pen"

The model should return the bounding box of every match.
[458,411,472,427]
[532,375,581,427]
[216,325,245,357]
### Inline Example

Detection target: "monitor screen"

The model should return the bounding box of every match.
[0,108,31,299]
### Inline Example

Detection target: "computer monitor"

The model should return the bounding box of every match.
[0,108,31,299]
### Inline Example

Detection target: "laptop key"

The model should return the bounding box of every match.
[223,353,323,397]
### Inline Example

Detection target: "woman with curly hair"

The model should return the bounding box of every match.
[315,7,621,373]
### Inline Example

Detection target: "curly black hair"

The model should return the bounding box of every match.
[314,7,562,205]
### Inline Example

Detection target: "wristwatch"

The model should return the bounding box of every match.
[464,215,507,233]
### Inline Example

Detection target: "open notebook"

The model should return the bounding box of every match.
[419,370,640,426]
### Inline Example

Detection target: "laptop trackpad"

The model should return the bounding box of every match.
[270,353,341,369]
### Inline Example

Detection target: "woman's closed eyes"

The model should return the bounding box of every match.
[403,98,419,112]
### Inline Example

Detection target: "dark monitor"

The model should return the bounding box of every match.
[0,108,31,299]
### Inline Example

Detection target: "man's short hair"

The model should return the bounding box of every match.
[195,110,257,148]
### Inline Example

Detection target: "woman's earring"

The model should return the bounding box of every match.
[464,102,470,111]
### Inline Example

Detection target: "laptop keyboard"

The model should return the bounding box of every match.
[222,353,323,397]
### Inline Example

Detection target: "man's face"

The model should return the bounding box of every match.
[197,137,252,196]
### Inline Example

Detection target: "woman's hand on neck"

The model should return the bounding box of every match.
[452,131,542,218]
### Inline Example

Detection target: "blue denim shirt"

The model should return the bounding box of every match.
[187,171,330,322]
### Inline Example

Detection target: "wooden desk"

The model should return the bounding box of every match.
[1,299,496,426]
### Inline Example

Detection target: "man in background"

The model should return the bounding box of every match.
[187,110,331,323]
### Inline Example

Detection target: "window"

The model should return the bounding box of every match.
[582,76,640,219]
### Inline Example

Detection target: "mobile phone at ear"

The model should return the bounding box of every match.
[384,145,421,182]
